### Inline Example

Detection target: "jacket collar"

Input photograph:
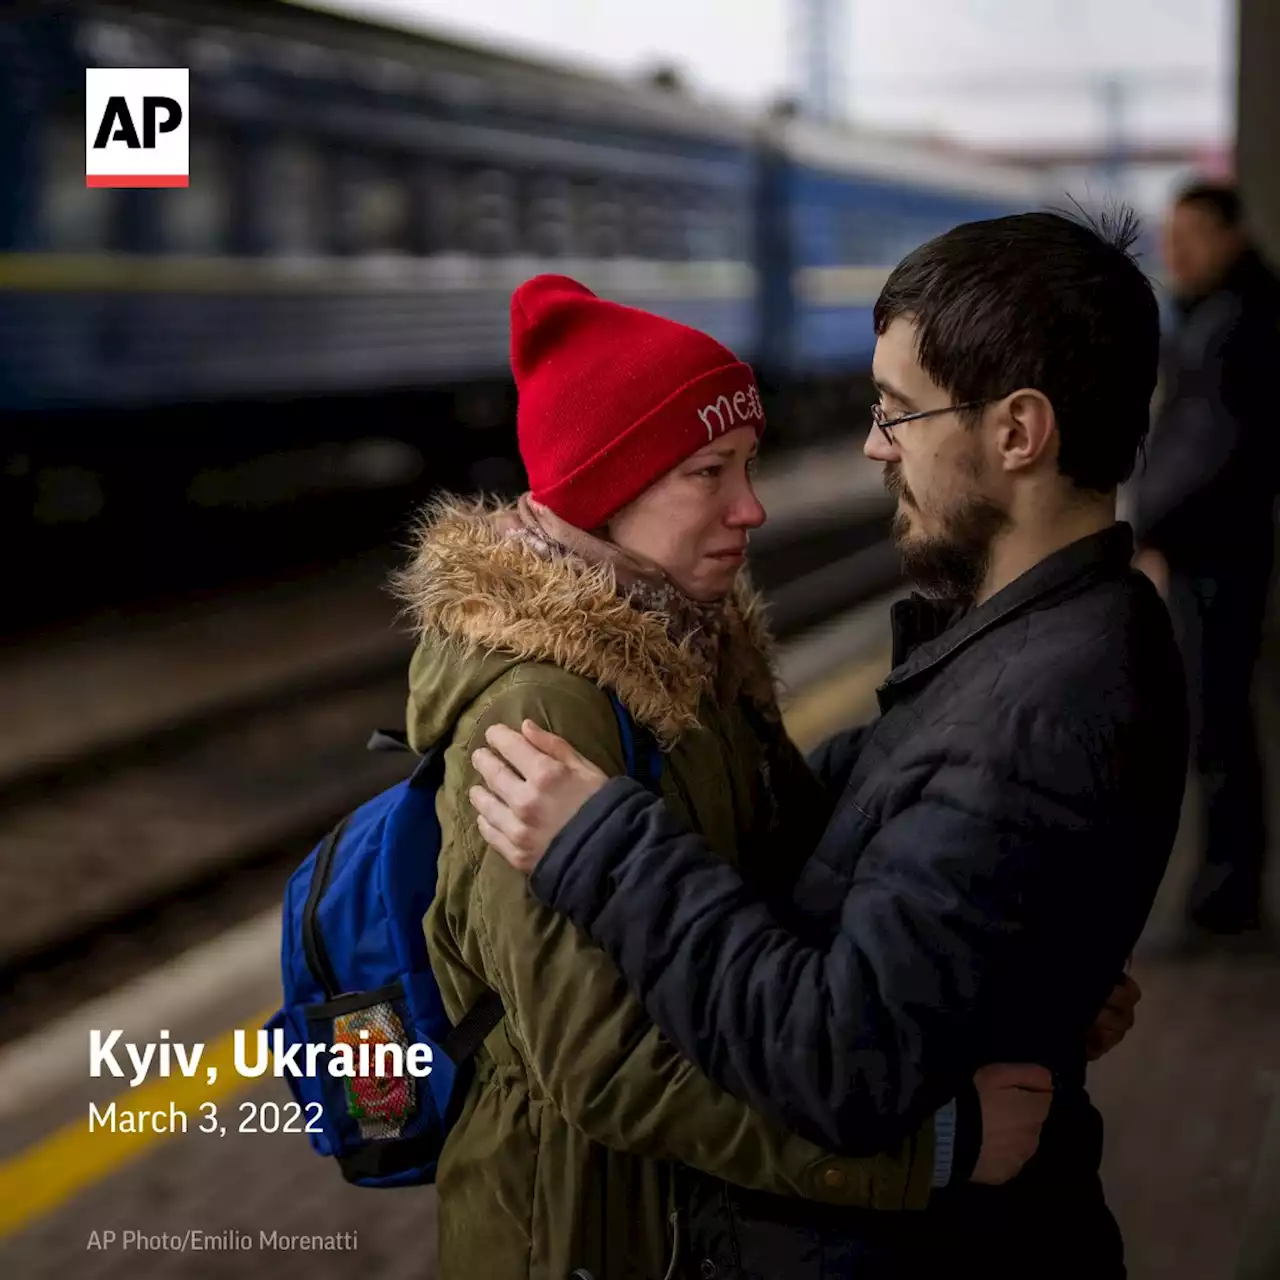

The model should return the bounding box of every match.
[880,522,1134,710]
[390,496,780,746]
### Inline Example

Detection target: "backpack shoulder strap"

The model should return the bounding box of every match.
[607,691,663,791]
[441,988,504,1064]
[361,695,653,1066]
[365,722,503,1058]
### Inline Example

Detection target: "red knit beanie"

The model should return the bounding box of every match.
[510,275,766,529]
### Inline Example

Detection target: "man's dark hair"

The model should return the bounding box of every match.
[873,207,1159,492]
[1174,179,1242,228]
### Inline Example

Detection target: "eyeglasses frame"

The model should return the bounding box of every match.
[871,400,991,446]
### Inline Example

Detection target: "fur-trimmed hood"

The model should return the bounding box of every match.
[391,497,779,747]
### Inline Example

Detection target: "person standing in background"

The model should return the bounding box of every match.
[1130,181,1280,942]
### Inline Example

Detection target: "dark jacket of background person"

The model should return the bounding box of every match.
[1130,247,1280,573]
[528,523,1189,1279]
[1129,247,1280,931]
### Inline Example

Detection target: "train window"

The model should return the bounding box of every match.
[641,188,689,261]
[421,164,464,254]
[39,117,116,250]
[630,186,672,260]
[725,198,751,260]
[260,141,327,255]
[274,38,338,80]
[465,169,517,257]
[337,158,413,255]
[670,191,694,260]
[662,193,687,260]
[851,208,930,266]
[682,194,710,260]
[362,57,416,95]
[574,180,624,258]
[188,30,238,77]
[836,207,873,263]
[524,175,571,258]
[157,134,233,254]
[78,19,152,66]
[685,192,741,261]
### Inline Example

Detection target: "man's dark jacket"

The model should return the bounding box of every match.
[1130,248,1280,571]
[529,523,1189,1279]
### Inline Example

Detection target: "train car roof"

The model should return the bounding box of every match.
[772,114,1048,204]
[74,0,757,147]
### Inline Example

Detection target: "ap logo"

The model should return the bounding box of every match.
[86,68,189,188]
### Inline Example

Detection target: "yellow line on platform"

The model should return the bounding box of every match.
[783,649,891,751]
[0,1009,276,1240]
[0,649,891,1239]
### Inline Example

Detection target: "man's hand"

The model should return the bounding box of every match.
[1085,973,1142,1062]
[1133,546,1170,599]
[469,721,609,873]
[970,1064,1054,1185]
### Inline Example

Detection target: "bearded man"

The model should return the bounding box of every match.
[468,209,1189,1279]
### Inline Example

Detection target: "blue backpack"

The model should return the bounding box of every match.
[266,692,661,1189]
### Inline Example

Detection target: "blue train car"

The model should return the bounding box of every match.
[0,0,760,415]
[3,0,1069,570]
[757,116,1048,385]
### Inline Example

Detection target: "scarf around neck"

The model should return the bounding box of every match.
[496,493,730,674]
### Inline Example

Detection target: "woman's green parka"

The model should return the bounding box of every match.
[395,501,935,1280]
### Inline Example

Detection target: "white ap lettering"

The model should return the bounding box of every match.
[697,384,764,441]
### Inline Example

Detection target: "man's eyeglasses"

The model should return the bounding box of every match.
[871,400,989,446]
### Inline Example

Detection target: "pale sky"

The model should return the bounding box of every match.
[303,0,1234,149]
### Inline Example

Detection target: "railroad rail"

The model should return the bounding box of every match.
[0,508,900,1044]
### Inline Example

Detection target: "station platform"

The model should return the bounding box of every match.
[2,440,884,788]
[3,556,1278,1280]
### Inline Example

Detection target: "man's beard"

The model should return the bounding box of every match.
[885,463,1010,602]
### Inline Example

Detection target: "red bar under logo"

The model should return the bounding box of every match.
[85,175,189,188]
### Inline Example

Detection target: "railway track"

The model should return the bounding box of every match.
[753,509,902,640]
[0,509,899,1044]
